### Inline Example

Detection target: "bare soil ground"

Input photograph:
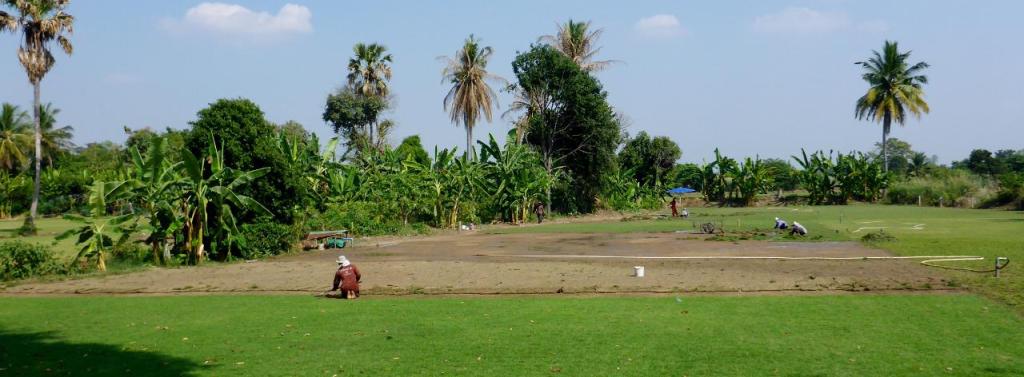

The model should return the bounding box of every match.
[1,232,955,296]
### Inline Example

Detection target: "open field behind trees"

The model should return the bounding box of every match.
[1,295,1023,376]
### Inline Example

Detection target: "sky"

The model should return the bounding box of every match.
[1,0,1022,164]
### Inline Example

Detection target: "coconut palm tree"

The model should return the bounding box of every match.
[347,43,392,147]
[854,40,929,173]
[0,0,75,233]
[539,20,615,72]
[440,35,505,160]
[37,102,73,166]
[501,85,544,144]
[0,103,31,171]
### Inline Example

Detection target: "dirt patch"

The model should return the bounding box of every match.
[1,232,955,296]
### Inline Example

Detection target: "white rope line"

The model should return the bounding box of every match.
[498,254,984,261]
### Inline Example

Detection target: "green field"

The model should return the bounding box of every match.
[490,205,1024,310]
[0,217,81,260]
[2,294,1023,376]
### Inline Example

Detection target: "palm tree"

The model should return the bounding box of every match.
[1,0,74,233]
[37,102,73,166]
[854,40,929,173]
[539,20,615,72]
[347,43,392,147]
[0,103,31,171]
[501,85,544,144]
[440,35,505,160]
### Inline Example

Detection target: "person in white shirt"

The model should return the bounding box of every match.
[790,222,808,236]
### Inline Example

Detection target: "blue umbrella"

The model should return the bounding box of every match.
[666,187,696,195]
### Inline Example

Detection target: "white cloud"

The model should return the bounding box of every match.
[635,14,687,38]
[752,7,850,34]
[162,3,312,41]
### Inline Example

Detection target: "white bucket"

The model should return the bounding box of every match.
[634,266,645,277]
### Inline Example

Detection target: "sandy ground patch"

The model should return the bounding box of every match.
[2,232,955,296]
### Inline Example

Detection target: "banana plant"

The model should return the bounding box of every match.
[179,136,270,264]
[58,180,135,272]
[127,136,183,265]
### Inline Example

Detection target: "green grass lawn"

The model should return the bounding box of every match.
[2,294,1023,376]
[0,216,81,260]
[488,205,1024,310]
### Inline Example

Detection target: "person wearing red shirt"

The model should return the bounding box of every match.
[330,255,361,299]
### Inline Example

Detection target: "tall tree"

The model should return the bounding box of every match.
[440,35,505,160]
[323,85,388,157]
[347,43,392,148]
[1,0,74,233]
[37,102,73,166]
[618,131,681,187]
[855,40,930,173]
[0,103,31,171]
[539,20,615,72]
[512,45,621,213]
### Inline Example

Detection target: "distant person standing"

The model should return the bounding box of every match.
[670,198,679,217]
[534,202,546,224]
[330,256,362,299]
[790,222,808,236]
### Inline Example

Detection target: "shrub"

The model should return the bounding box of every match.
[0,241,63,280]
[887,170,985,207]
[306,202,427,237]
[861,230,897,243]
[240,220,299,259]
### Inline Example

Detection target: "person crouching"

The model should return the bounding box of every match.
[790,222,808,236]
[331,256,361,299]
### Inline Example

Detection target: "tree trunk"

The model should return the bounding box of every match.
[543,152,553,210]
[97,250,107,272]
[882,114,891,173]
[466,126,474,161]
[25,82,42,233]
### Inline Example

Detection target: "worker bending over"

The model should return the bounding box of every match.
[790,222,808,236]
[331,255,362,299]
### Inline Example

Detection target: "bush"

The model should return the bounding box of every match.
[0,241,63,280]
[240,220,299,259]
[861,230,897,243]
[887,170,986,207]
[306,202,428,237]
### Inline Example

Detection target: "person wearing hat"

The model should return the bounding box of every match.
[773,217,788,230]
[330,255,362,299]
[790,222,808,236]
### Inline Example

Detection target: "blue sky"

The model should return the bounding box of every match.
[1,1,1021,163]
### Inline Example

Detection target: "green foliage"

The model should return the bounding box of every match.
[0,241,62,280]
[0,172,31,218]
[306,202,426,237]
[239,219,299,258]
[322,86,388,156]
[793,149,888,205]
[761,158,799,191]
[478,135,554,223]
[618,131,681,187]
[395,135,430,165]
[57,180,136,272]
[512,45,620,213]
[887,170,983,207]
[185,98,307,224]
[694,150,771,206]
[665,163,703,192]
